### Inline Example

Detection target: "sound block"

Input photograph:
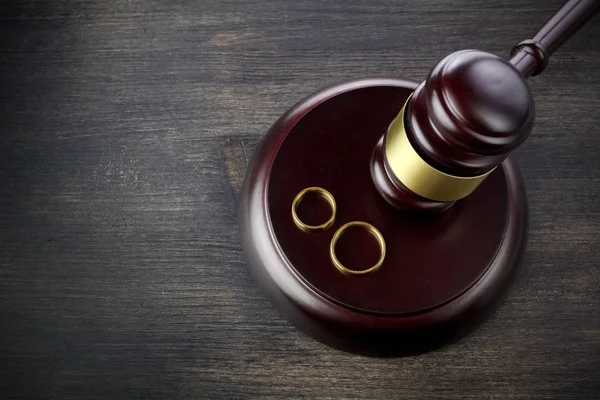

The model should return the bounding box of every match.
[239,78,527,356]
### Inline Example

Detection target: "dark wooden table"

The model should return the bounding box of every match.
[1,0,599,398]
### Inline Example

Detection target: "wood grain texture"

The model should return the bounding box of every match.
[0,0,599,398]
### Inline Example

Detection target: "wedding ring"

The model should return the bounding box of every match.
[291,187,336,231]
[330,221,386,275]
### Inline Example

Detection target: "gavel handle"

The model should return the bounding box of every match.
[509,0,600,78]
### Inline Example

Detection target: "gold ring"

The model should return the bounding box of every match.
[291,187,336,231]
[329,221,386,275]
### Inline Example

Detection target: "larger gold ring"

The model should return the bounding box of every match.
[330,221,386,275]
[291,187,336,231]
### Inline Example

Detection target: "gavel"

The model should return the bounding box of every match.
[239,0,600,356]
[372,0,599,213]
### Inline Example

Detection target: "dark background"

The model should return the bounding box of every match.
[1,0,599,398]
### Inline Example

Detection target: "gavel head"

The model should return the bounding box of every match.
[371,49,535,212]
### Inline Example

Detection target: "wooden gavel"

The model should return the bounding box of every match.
[371,0,600,212]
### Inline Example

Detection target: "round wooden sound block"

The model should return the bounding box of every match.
[239,78,528,356]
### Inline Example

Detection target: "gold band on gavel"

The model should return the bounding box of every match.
[384,98,495,202]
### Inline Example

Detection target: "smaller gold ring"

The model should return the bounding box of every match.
[330,221,386,275]
[291,187,336,231]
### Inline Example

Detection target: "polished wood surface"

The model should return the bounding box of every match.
[1,0,599,398]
